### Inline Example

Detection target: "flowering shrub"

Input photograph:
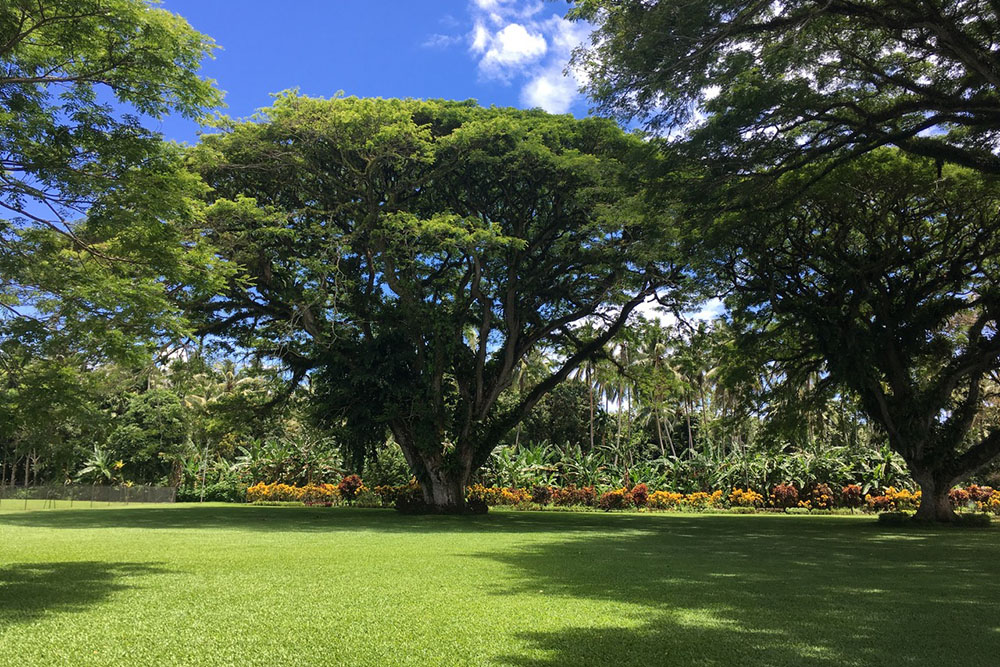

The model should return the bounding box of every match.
[338,474,364,503]
[683,490,724,510]
[302,483,339,505]
[552,485,596,507]
[598,487,631,511]
[531,485,554,505]
[865,493,894,512]
[648,490,684,509]
[864,487,920,512]
[841,484,863,509]
[770,484,799,509]
[247,482,307,503]
[630,483,649,507]
[246,477,998,515]
[986,490,1000,515]
[966,484,994,504]
[500,487,531,505]
[808,483,836,510]
[887,487,920,511]
[728,488,764,508]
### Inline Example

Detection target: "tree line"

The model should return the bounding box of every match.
[1,0,998,521]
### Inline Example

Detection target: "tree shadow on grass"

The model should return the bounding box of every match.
[478,517,1000,666]
[0,504,757,535]
[0,561,165,632]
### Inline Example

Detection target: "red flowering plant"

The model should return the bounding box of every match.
[630,483,649,507]
[531,485,554,505]
[841,484,863,510]
[770,483,799,509]
[338,474,364,503]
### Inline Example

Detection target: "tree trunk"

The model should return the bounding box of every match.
[392,426,473,513]
[420,469,469,512]
[913,471,958,523]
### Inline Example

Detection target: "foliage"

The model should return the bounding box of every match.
[337,475,364,503]
[770,484,799,510]
[0,0,226,361]
[232,436,343,486]
[571,0,1000,177]
[191,94,682,510]
[630,482,649,507]
[597,487,631,511]
[107,389,192,485]
[728,488,763,508]
[722,150,1000,521]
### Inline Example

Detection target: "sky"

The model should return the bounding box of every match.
[156,0,593,144]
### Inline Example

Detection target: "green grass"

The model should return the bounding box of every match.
[1,505,997,666]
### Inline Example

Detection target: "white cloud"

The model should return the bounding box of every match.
[479,23,548,76]
[470,22,490,54]
[463,2,594,112]
[522,65,576,113]
[423,33,464,49]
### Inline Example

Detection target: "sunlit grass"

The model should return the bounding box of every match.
[0,505,997,666]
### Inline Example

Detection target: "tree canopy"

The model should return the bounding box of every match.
[191,94,683,510]
[720,149,1000,520]
[571,0,1000,177]
[0,0,225,361]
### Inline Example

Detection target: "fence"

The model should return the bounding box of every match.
[0,484,176,508]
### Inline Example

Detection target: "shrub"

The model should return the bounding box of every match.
[338,474,364,502]
[949,487,971,507]
[986,490,1000,515]
[885,486,920,511]
[301,483,339,505]
[841,484,863,509]
[728,488,764,508]
[531,485,553,505]
[246,482,305,503]
[770,484,799,509]
[648,490,684,510]
[729,506,756,514]
[966,484,994,503]
[955,513,992,527]
[374,481,420,506]
[683,490,724,510]
[177,480,247,503]
[465,497,489,514]
[353,488,383,507]
[552,485,597,507]
[808,483,836,510]
[498,487,530,505]
[865,494,895,512]
[598,487,631,511]
[630,483,649,507]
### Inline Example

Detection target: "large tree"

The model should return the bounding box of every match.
[571,0,1000,178]
[191,94,682,511]
[0,0,225,357]
[721,150,1000,522]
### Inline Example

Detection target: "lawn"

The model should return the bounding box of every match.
[0,505,997,666]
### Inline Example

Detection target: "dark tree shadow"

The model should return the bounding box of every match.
[0,561,166,631]
[475,516,1000,665]
[0,504,733,535]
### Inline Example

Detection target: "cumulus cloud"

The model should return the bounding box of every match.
[478,23,548,76]
[521,64,577,113]
[465,1,593,113]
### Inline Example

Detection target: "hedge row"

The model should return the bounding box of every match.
[246,478,1000,514]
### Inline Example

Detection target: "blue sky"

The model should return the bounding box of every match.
[156,0,593,143]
